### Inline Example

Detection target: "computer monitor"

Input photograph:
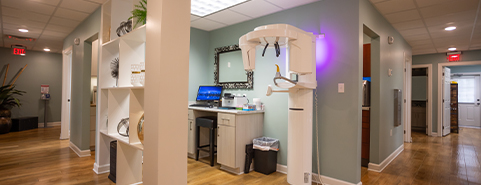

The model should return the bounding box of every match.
[196,86,223,101]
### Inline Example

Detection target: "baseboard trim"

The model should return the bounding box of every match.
[276,164,287,174]
[368,144,404,172]
[38,121,61,127]
[69,141,91,157]
[276,164,361,185]
[430,132,438,137]
[93,163,110,174]
[312,174,362,185]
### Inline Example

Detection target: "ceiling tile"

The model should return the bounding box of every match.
[427,20,474,38]
[44,24,75,34]
[384,10,421,23]
[399,27,429,36]
[264,0,319,9]
[403,33,431,41]
[84,0,109,4]
[408,38,433,46]
[392,19,425,30]
[2,17,47,29]
[49,17,82,28]
[38,35,65,42]
[2,7,51,23]
[370,0,389,3]
[1,0,56,15]
[414,0,456,8]
[30,0,61,6]
[423,10,476,26]
[191,15,201,21]
[205,10,251,25]
[230,0,283,18]
[190,18,227,31]
[42,30,69,38]
[374,0,416,14]
[60,0,100,13]
[4,40,35,49]
[419,0,478,18]
[412,48,437,55]
[54,8,89,22]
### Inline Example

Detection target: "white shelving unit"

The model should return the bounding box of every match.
[95,0,145,184]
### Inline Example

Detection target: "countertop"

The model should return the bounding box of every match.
[362,107,370,110]
[189,106,264,114]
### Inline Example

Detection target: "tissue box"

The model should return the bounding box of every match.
[243,104,256,111]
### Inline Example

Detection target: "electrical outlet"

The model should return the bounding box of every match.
[390,129,392,136]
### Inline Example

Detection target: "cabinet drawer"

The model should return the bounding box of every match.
[188,110,194,120]
[218,113,236,127]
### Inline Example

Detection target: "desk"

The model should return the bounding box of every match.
[188,107,264,175]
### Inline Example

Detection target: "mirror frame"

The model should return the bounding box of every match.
[214,44,253,89]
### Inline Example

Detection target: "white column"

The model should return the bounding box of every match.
[143,0,191,184]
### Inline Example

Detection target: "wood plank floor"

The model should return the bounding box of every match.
[361,128,481,185]
[2,125,480,184]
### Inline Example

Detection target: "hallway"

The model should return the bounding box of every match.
[361,128,481,185]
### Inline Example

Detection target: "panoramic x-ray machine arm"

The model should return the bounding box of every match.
[239,24,317,185]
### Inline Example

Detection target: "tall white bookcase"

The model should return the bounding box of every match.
[95,0,145,184]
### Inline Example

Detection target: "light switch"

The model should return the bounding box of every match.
[338,83,344,93]
[228,62,231,68]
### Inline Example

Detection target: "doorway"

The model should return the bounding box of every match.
[450,69,481,128]
[410,64,432,138]
[61,46,73,140]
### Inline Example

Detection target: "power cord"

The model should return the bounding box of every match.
[315,89,324,185]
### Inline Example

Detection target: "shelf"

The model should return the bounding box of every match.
[102,86,144,90]
[100,130,143,151]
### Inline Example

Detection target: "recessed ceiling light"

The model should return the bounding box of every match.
[191,0,248,17]
[44,48,50,52]
[444,26,456,31]
[448,47,456,51]
[18,29,29,33]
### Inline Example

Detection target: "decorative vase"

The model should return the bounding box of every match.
[0,109,12,134]
[137,114,144,144]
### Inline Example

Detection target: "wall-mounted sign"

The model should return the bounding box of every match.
[41,84,49,94]
[447,51,462,62]
[12,47,26,56]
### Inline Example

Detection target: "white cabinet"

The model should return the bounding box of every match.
[217,124,236,168]
[187,119,195,155]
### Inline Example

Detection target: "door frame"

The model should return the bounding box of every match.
[403,52,412,142]
[437,60,481,137]
[412,64,433,137]
[61,46,73,140]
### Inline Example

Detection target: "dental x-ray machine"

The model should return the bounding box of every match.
[239,24,317,185]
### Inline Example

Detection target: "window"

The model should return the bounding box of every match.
[452,76,477,103]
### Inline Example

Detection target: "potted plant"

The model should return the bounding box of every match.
[129,0,147,28]
[0,85,25,134]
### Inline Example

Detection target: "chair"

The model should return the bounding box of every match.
[195,116,217,166]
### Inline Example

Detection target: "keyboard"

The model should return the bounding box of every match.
[189,104,212,108]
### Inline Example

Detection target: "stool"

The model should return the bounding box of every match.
[195,116,217,166]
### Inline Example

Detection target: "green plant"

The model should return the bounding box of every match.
[0,85,25,110]
[129,0,147,28]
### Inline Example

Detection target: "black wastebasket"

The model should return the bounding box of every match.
[253,137,279,175]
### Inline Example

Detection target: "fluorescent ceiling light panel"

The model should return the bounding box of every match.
[191,0,248,17]
[44,48,50,51]
[444,26,456,31]
[18,29,29,33]
[448,47,456,51]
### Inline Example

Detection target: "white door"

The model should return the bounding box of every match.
[61,47,73,139]
[442,67,451,136]
[403,54,412,142]
[452,75,481,127]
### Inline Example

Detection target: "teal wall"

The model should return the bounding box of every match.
[63,8,101,150]
[360,0,411,165]
[450,65,481,73]
[412,49,481,133]
[188,28,211,100]
[0,47,62,123]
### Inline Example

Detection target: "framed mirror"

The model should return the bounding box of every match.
[214,44,253,89]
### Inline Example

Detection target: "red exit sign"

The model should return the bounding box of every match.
[12,48,26,56]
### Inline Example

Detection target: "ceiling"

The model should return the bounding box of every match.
[190,0,320,31]
[0,0,108,53]
[369,0,481,55]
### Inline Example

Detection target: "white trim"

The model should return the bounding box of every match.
[430,132,437,136]
[412,64,433,137]
[276,164,287,174]
[276,164,362,185]
[437,60,481,137]
[404,53,413,142]
[312,174,362,185]
[93,163,110,174]
[38,121,61,128]
[368,144,404,172]
[69,141,91,157]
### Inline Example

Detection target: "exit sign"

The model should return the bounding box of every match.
[12,47,26,56]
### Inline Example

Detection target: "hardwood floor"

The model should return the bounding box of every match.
[3,125,480,185]
[0,126,113,185]
[361,127,481,185]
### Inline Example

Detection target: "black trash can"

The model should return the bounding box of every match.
[254,149,277,175]
[108,140,117,183]
[253,137,279,175]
